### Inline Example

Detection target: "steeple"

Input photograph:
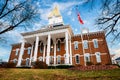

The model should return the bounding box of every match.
[48,6,64,27]
[48,6,61,18]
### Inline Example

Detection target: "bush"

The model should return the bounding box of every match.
[6,62,16,68]
[105,63,112,65]
[33,61,48,69]
[95,63,101,65]
[86,62,94,66]
[48,65,74,69]
[75,64,82,67]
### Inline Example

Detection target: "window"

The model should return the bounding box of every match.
[26,58,29,66]
[93,39,98,48]
[50,56,53,64]
[57,40,61,51]
[74,41,78,50]
[84,53,90,62]
[28,47,31,54]
[95,52,101,63]
[57,56,61,64]
[38,57,43,61]
[13,59,17,64]
[40,43,44,53]
[50,39,53,52]
[31,57,34,62]
[75,55,80,64]
[15,49,19,56]
[83,40,88,49]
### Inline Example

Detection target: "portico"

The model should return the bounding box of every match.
[16,26,73,66]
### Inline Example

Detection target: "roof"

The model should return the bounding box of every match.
[21,25,73,36]
[72,31,105,37]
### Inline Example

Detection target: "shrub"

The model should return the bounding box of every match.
[48,65,74,69]
[95,63,101,65]
[33,61,48,69]
[86,62,94,66]
[105,63,112,65]
[6,62,16,68]
[75,64,82,67]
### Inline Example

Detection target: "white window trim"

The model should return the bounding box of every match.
[93,39,98,48]
[95,52,101,63]
[40,42,43,53]
[13,58,17,63]
[38,56,43,61]
[15,48,19,56]
[74,41,79,50]
[84,53,90,62]
[57,55,61,64]
[27,47,31,54]
[57,39,61,51]
[83,40,88,49]
[50,56,54,64]
[75,54,80,64]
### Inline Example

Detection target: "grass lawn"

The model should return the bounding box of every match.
[0,68,120,80]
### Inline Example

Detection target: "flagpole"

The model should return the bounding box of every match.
[76,6,86,66]
[80,28,86,66]
[86,31,93,64]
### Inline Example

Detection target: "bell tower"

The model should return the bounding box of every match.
[48,6,64,27]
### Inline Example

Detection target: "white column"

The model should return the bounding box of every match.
[65,32,69,64]
[69,39,72,65]
[17,40,25,67]
[54,42,56,65]
[43,44,46,62]
[29,45,33,66]
[33,36,39,62]
[46,34,51,65]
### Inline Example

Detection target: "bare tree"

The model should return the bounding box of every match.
[97,0,120,42]
[84,0,120,42]
[0,0,40,34]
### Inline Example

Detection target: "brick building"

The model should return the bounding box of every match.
[9,6,111,67]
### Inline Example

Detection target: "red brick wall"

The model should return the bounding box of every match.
[9,32,111,66]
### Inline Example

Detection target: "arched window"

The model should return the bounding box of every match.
[50,39,53,52]
[84,53,90,62]
[40,42,44,53]
[57,55,61,64]
[83,40,88,49]
[38,56,43,61]
[75,55,80,64]
[26,58,30,66]
[57,40,61,51]
[13,59,17,64]
[31,57,34,62]
[95,52,101,63]
[50,56,53,64]
[15,48,19,56]
[74,41,78,50]
[93,39,98,48]
[28,47,31,54]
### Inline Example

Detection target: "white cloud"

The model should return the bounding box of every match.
[39,1,86,21]
[0,47,11,62]
[75,28,78,32]
[52,1,86,11]
[110,48,120,59]
[67,10,72,15]
[5,30,23,43]
[72,18,75,21]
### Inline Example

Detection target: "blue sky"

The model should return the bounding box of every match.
[0,0,120,61]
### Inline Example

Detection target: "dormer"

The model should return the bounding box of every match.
[48,6,64,27]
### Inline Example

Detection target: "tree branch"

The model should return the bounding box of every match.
[0,0,8,16]
[0,17,27,34]
[0,1,25,19]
